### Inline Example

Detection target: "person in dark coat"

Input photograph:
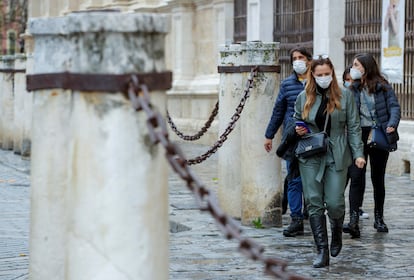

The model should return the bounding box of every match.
[264,46,312,237]
[344,53,401,238]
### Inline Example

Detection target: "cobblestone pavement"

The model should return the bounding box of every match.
[1,144,414,280]
[169,143,414,280]
[0,150,30,280]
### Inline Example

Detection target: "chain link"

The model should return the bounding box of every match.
[126,74,310,280]
[167,101,219,141]
[186,66,258,165]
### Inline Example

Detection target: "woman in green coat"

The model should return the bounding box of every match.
[294,56,366,268]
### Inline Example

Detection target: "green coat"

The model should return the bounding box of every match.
[294,88,364,171]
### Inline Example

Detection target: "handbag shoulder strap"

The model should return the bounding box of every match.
[322,112,329,133]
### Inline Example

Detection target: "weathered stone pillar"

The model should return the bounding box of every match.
[28,11,169,280]
[0,55,15,150]
[21,32,35,158]
[313,0,346,74]
[240,41,281,226]
[218,41,282,226]
[13,54,28,156]
[218,44,243,218]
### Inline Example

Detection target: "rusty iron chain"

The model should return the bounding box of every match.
[126,74,310,280]
[166,101,219,141]
[185,66,258,165]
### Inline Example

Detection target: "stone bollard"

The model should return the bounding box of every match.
[217,44,243,218]
[0,55,16,150]
[28,11,170,280]
[240,41,282,227]
[13,54,29,156]
[218,41,282,226]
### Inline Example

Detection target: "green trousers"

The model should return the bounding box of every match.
[298,154,347,219]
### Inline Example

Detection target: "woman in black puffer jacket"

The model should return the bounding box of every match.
[345,53,401,238]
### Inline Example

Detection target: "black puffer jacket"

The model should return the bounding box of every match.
[276,118,300,180]
[350,80,401,143]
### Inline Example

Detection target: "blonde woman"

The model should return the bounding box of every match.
[294,55,365,268]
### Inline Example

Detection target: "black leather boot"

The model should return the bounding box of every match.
[329,216,344,257]
[347,210,360,238]
[309,215,329,268]
[283,217,304,237]
[374,211,389,232]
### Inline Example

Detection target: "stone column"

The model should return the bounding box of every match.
[28,11,169,280]
[13,54,28,156]
[247,0,274,42]
[169,1,195,90]
[240,41,281,226]
[0,55,15,150]
[21,32,35,158]
[217,44,243,218]
[313,0,346,74]
[213,0,234,44]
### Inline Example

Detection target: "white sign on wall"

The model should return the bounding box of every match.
[381,0,405,84]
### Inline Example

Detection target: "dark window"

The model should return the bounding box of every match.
[273,0,314,79]
[234,0,247,43]
[8,31,16,55]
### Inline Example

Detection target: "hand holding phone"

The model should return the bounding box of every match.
[295,121,311,133]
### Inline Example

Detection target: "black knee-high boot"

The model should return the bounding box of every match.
[309,215,329,268]
[329,215,344,257]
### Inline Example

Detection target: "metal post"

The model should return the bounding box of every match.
[28,11,169,280]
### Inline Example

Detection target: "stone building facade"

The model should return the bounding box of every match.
[20,0,414,179]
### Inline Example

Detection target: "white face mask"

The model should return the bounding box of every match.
[350,68,363,80]
[314,75,333,89]
[293,60,307,74]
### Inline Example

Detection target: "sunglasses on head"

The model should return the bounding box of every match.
[312,54,329,60]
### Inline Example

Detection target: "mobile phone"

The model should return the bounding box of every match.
[295,121,311,133]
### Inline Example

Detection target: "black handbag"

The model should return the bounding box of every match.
[367,125,397,152]
[295,113,329,159]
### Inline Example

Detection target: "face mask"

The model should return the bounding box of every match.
[344,81,351,88]
[293,60,307,74]
[350,68,363,80]
[314,75,333,89]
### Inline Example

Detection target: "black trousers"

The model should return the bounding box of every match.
[348,127,389,215]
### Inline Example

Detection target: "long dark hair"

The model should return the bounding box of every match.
[303,57,342,119]
[353,53,389,93]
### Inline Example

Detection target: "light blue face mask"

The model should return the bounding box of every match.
[344,81,352,88]
[350,68,363,80]
[315,75,332,89]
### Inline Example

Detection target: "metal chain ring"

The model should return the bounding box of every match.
[166,101,219,141]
